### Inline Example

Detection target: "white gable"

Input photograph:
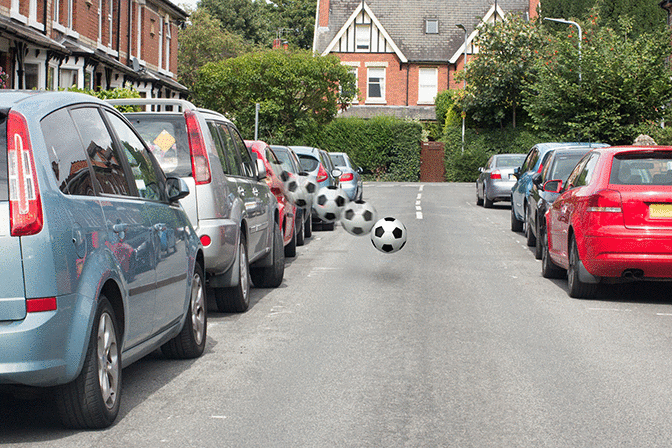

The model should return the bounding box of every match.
[449,4,507,64]
[321,2,407,63]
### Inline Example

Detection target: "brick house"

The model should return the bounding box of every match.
[0,0,187,97]
[313,0,534,120]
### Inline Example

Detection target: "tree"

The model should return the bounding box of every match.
[459,14,544,129]
[524,19,672,144]
[193,50,357,143]
[178,8,251,92]
[266,0,317,50]
[200,0,275,46]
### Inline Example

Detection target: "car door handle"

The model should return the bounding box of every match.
[237,187,245,195]
[112,223,128,233]
[252,187,259,196]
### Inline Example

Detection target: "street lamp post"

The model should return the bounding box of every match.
[456,24,467,153]
[544,17,582,82]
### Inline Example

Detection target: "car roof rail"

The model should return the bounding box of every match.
[106,98,228,120]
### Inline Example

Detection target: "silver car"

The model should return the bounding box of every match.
[476,154,526,208]
[329,152,363,201]
[109,98,284,312]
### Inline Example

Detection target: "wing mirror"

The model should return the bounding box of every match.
[166,177,190,203]
[542,179,563,194]
[332,168,343,178]
[256,158,267,180]
[513,167,521,179]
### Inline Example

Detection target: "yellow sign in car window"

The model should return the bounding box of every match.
[154,130,176,153]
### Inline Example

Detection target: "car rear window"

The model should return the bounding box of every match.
[124,114,191,177]
[495,155,525,168]
[298,154,319,172]
[609,153,672,185]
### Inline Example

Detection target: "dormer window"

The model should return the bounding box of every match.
[425,19,438,34]
[356,24,370,51]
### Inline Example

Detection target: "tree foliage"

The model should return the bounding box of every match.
[266,0,317,50]
[193,50,356,143]
[459,14,544,129]
[523,17,672,144]
[178,8,251,93]
[199,0,274,46]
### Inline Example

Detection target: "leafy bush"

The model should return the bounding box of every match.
[69,84,141,112]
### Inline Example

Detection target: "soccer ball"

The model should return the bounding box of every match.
[314,186,347,223]
[371,217,407,253]
[281,171,302,204]
[341,200,377,236]
[294,174,318,207]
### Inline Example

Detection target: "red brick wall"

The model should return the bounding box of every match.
[143,8,161,69]
[318,0,330,27]
[73,0,99,42]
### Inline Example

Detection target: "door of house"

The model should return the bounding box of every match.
[420,142,445,182]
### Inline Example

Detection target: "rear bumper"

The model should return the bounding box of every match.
[485,180,516,201]
[583,233,672,278]
[196,218,238,274]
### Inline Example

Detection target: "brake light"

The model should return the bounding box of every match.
[8,111,43,236]
[340,172,354,182]
[586,189,623,213]
[200,235,212,247]
[185,109,211,185]
[489,170,502,180]
[26,297,57,313]
[317,164,328,183]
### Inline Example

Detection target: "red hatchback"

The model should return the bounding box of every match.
[543,146,672,298]
[246,141,298,257]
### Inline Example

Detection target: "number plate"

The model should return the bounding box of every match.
[649,203,672,218]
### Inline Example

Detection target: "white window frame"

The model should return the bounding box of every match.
[158,18,163,71]
[418,68,438,104]
[366,66,386,103]
[341,62,360,104]
[136,4,144,64]
[356,24,370,51]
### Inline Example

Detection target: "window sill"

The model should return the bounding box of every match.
[365,100,387,105]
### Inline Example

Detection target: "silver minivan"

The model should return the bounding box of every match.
[109,99,285,312]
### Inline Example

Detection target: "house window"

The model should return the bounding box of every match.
[25,64,39,90]
[108,0,113,48]
[425,20,439,34]
[356,24,370,51]
[341,65,359,104]
[59,68,79,89]
[165,18,171,72]
[158,19,164,70]
[418,68,438,104]
[367,67,385,102]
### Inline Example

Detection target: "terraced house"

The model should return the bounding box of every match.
[0,0,187,97]
[313,0,538,119]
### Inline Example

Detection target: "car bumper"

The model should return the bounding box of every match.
[583,233,672,278]
[197,219,238,274]
[485,180,516,201]
[339,183,358,201]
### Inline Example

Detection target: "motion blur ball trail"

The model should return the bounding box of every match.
[341,200,377,236]
[292,174,318,207]
[314,186,347,223]
[371,217,407,253]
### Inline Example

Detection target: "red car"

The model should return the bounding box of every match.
[542,146,672,298]
[246,140,298,257]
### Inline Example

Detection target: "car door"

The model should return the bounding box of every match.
[513,146,539,219]
[69,106,157,348]
[104,109,190,333]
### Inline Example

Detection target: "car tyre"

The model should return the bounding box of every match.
[214,233,250,313]
[251,221,285,288]
[525,206,536,247]
[511,200,523,232]
[285,221,297,257]
[483,193,493,208]
[296,213,305,246]
[476,185,484,206]
[55,296,121,429]
[162,262,207,359]
[304,212,312,238]
[322,221,335,231]
[568,236,599,299]
[534,221,543,260]
[541,227,565,279]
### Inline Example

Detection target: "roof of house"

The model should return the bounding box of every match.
[314,0,530,63]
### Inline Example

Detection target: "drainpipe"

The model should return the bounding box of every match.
[116,0,121,59]
[406,63,409,106]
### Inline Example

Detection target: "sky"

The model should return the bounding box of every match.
[171,0,199,12]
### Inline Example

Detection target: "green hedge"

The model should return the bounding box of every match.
[299,116,423,182]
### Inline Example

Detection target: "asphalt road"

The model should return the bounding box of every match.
[3,182,672,447]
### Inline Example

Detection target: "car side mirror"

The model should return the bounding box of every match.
[166,177,190,203]
[332,168,343,178]
[357,167,363,174]
[256,158,267,180]
[513,167,521,179]
[532,172,543,186]
[543,179,563,193]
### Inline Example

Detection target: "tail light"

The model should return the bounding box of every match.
[316,164,328,183]
[8,111,43,236]
[340,172,354,182]
[586,189,623,213]
[200,235,211,247]
[489,170,502,180]
[184,109,211,185]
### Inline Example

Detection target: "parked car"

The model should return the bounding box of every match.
[270,144,312,241]
[476,153,526,208]
[329,152,363,201]
[246,141,298,258]
[109,98,284,310]
[290,146,342,230]
[0,91,206,429]
[527,146,594,259]
[542,146,672,299]
[511,142,608,233]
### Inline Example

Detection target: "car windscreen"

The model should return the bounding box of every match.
[297,154,319,172]
[495,155,525,168]
[329,154,347,167]
[123,114,191,177]
[609,153,672,185]
[549,152,589,181]
[274,150,297,173]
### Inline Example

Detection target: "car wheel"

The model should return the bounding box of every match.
[568,236,598,299]
[55,296,121,429]
[476,183,484,206]
[525,206,536,247]
[541,227,565,279]
[304,212,312,238]
[285,221,297,257]
[296,214,305,247]
[322,221,335,231]
[534,221,543,260]
[214,233,250,313]
[250,221,285,288]
[511,201,523,232]
[162,262,207,359]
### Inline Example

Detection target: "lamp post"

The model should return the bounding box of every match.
[544,17,582,82]
[456,24,467,153]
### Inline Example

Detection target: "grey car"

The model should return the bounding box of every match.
[476,154,526,207]
[109,98,284,312]
[0,91,205,428]
[271,144,312,242]
[329,151,363,201]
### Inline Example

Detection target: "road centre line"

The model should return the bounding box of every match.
[587,308,632,312]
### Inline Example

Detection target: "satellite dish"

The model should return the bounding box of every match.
[131,57,140,72]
